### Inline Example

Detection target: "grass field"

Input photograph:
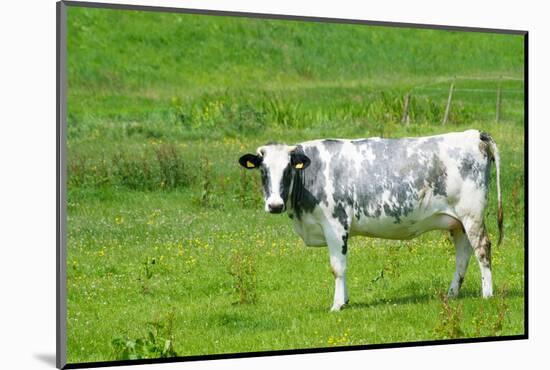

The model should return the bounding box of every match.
[65,6,525,364]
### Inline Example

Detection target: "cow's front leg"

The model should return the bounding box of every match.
[324,224,349,312]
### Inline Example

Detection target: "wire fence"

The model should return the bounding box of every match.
[414,87,523,94]
[401,76,524,126]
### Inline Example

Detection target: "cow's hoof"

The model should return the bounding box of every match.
[447,289,459,299]
[330,303,347,312]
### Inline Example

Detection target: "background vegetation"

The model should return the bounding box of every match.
[66,6,525,364]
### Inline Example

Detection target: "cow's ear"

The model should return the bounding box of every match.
[239,154,262,169]
[291,152,311,170]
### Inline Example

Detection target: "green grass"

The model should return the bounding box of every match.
[65,5,525,364]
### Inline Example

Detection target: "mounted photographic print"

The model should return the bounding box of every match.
[57,1,527,368]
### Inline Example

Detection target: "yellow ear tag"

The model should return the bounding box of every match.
[246,161,255,168]
[295,163,304,169]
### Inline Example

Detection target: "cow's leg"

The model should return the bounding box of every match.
[322,222,349,312]
[448,228,472,298]
[462,218,493,298]
[476,226,493,298]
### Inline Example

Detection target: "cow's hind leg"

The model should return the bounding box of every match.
[448,228,472,298]
[462,218,493,298]
[476,226,493,298]
[322,221,349,312]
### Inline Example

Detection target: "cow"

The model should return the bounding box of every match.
[239,129,502,311]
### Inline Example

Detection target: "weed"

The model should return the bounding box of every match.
[111,309,178,360]
[371,269,384,284]
[264,94,302,128]
[434,292,464,339]
[68,153,88,188]
[228,250,258,305]
[472,305,486,338]
[198,158,213,208]
[383,247,402,279]
[139,257,156,294]
[492,286,510,335]
[170,96,192,126]
[238,168,257,208]
[471,286,510,337]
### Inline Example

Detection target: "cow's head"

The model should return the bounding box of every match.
[239,144,311,213]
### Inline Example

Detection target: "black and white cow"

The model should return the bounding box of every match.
[239,130,502,311]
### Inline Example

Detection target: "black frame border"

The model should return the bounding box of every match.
[57,1,68,368]
[56,1,529,369]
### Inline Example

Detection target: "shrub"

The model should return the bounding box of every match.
[112,151,157,190]
[69,143,192,191]
[154,143,189,189]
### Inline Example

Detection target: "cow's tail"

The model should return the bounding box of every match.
[482,132,503,246]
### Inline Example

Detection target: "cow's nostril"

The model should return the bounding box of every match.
[268,203,284,213]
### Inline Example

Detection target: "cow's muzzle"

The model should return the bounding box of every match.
[267,203,285,214]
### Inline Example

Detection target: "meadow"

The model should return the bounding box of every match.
[65,5,525,364]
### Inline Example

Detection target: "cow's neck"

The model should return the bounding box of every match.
[287,170,306,219]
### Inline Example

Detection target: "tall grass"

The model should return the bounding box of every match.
[69,143,193,190]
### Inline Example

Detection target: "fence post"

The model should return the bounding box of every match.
[496,77,502,123]
[401,92,411,125]
[442,82,454,126]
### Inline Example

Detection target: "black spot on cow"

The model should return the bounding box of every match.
[426,155,448,196]
[341,234,348,255]
[260,166,270,197]
[383,203,403,223]
[459,154,475,176]
[280,165,293,204]
[459,153,488,189]
[332,203,349,230]
[290,146,327,220]
[323,140,359,228]
[456,276,465,289]
[447,139,490,191]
